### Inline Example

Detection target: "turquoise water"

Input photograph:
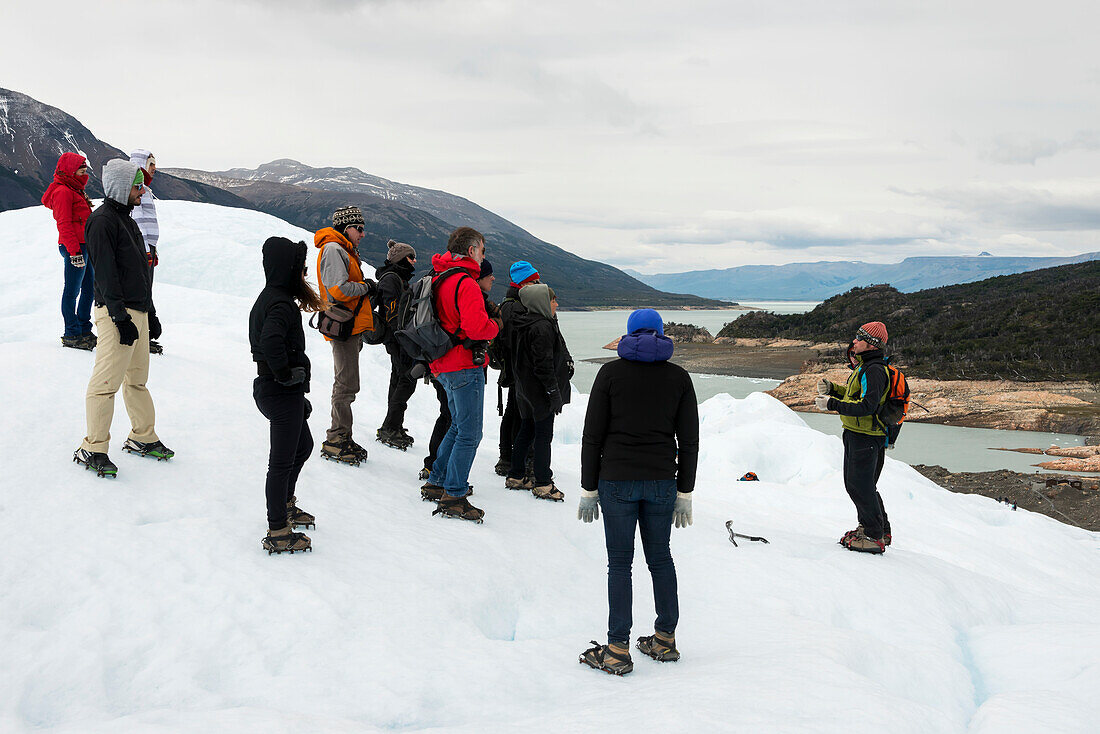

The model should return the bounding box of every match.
[554,307,1089,474]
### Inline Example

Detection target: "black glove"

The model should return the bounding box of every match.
[566,360,575,379]
[304,398,313,419]
[148,313,162,340]
[363,279,378,298]
[115,317,138,346]
[276,367,307,387]
[548,389,564,415]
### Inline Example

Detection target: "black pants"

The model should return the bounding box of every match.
[382,346,417,431]
[498,385,520,460]
[254,378,313,530]
[842,430,890,539]
[509,414,554,485]
[423,377,452,471]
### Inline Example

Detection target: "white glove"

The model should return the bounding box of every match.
[673,492,693,528]
[577,489,599,523]
[816,378,831,396]
[814,395,831,411]
[70,254,85,268]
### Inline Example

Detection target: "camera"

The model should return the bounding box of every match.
[470,343,488,367]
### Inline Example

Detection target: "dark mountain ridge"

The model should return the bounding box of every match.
[636,253,1100,301]
[716,261,1100,381]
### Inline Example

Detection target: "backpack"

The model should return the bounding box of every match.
[363,271,404,346]
[874,358,911,447]
[393,267,469,363]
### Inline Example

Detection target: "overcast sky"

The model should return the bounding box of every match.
[4,0,1098,272]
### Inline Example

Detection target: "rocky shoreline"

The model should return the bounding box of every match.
[912,464,1100,531]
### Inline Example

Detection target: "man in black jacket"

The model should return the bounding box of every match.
[375,240,418,449]
[492,260,540,475]
[578,309,698,675]
[74,160,172,478]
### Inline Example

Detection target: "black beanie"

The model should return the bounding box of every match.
[478,259,494,279]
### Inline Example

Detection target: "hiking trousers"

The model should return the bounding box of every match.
[327,334,363,442]
[509,414,554,485]
[254,379,313,530]
[424,378,451,472]
[498,385,519,460]
[842,430,890,539]
[82,306,158,454]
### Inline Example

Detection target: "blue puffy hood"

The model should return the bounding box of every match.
[617,330,674,362]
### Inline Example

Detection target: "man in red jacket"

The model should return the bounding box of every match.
[422,227,500,522]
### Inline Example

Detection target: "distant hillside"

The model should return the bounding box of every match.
[0,88,250,211]
[716,261,1100,381]
[167,160,727,310]
[636,253,1100,301]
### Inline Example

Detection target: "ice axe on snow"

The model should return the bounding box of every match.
[726,520,769,547]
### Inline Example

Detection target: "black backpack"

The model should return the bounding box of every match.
[393,268,469,363]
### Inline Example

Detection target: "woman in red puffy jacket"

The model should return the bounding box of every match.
[42,152,96,350]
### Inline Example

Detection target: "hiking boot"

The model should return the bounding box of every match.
[579,641,633,675]
[883,531,892,546]
[74,448,117,478]
[347,439,369,460]
[149,339,164,355]
[432,493,485,523]
[494,457,510,476]
[839,525,863,545]
[286,497,315,530]
[636,632,680,662]
[262,526,312,554]
[398,428,415,445]
[419,467,431,481]
[843,527,886,554]
[321,440,361,466]
[531,483,565,502]
[376,428,410,451]
[421,482,445,502]
[81,333,97,349]
[505,476,533,491]
[61,334,94,351]
[122,438,175,460]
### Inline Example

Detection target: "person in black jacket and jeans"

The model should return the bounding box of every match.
[505,284,571,502]
[250,237,323,554]
[578,309,698,675]
[375,240,418,449]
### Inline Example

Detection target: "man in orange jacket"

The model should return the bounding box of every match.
[315,205,376,465]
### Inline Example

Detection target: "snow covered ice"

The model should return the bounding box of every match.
[2,202,1099,733]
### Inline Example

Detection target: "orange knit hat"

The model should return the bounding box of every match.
[856,321,888,348]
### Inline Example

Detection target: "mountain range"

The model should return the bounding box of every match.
[0,87,721,310]
[631,253,1100,301]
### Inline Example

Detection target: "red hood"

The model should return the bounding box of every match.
[42,153,88,208]
[431,252,482,278]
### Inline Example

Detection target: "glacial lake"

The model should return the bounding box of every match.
[555,305,1089,475]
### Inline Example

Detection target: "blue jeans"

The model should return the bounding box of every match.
[598,478,678,646]
[428,368,485,497]
[60,245,94,337]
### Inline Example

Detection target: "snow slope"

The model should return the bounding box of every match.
[2,202,1098,734]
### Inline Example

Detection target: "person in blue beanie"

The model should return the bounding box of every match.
[577,308,698,675]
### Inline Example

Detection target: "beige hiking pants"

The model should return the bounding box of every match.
[81,306,158,453]
[327,334,363,442]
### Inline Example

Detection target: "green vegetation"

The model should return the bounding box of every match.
[717,261,1100,381]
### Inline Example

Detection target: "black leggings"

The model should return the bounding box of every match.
[254,378,313,530]
[424,378,452,471]
[509,414,554,485]
[382,347,417,431]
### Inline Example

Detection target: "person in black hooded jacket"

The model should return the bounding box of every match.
[374,240,418,448]
[506,284,572,501]
[249,237,323,554]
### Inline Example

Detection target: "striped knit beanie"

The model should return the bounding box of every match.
[332,205,364,232]
[856,321,888,348]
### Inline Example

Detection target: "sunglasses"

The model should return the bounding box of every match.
[351,225,365,233]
